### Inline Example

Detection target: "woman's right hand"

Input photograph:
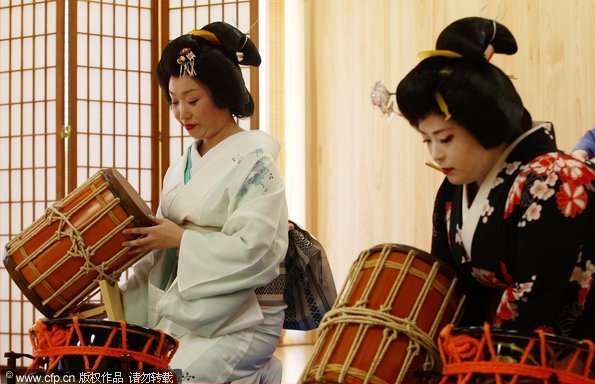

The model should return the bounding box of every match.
[122,215,185,256]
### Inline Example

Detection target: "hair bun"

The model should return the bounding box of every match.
[436,17,517,61]
[201,21,261,67]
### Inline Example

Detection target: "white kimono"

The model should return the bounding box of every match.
[121,130,289,383]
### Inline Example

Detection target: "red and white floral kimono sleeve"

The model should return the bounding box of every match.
[495,153,595,336]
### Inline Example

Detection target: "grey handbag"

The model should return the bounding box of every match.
[282,221,337,330]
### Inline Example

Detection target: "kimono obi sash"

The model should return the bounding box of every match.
[178,221,285,308]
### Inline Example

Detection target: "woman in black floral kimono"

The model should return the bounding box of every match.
[396,17,594,340]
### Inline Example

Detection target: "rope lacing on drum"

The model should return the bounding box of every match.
[319,307,441,381]
[11,173,109,270]
[6,172,138,317]
[438,323,595,384]
[27,317,179,375]
[302,245,463,384]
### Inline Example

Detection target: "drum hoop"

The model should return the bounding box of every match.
[40,318,177,344]
[452,326,592,349]
[366,243,457,280]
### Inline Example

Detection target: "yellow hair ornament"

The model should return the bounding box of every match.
[187,29,221,45]
[434,91,451,121]
[418,49,463,60]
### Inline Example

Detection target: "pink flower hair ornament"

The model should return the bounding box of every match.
[370,81,397,122]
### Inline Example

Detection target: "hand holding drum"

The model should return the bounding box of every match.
[121,215,184,256]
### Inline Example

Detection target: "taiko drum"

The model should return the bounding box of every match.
[438,324,595,384]
[27,318,178,377]
[2,168,153,318]
[301,244,464,384]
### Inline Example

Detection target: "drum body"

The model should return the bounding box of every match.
[27,318,178,378]
[301,244,464,384]
[2,168,152,318]
[438,325,595,384]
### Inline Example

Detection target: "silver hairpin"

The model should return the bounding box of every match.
[239,34,248,50]
[490,19,497,43]
[236,35,248,63]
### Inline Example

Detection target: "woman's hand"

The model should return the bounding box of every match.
[571,149,590,161]
[122,216,185,255]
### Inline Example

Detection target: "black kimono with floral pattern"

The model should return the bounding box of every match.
[431,122,595,341]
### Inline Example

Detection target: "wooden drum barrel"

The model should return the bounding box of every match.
[2,168,152,318]
[301,244,464,383]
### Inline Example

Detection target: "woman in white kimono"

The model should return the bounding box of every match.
[396,17,595,341]
[119,22,289,382]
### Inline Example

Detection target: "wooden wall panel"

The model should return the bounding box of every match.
[307,0,595,288]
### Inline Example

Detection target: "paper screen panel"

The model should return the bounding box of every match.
[0,0,63,359]
[71,0,155,208]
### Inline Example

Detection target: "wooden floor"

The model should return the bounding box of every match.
[274,343,316,383]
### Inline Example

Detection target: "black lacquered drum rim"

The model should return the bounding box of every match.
[452,326,591,349]
[366,243,458,280]
[39,318,177,345]
[102,168,153,228]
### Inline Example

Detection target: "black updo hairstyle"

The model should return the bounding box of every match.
[396,17,532,148]
[156,21,261,118]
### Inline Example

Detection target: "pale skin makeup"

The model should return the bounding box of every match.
[122,76,243,255]
[419,113,507,188]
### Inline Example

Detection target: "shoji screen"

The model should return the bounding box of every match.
[70,0,159,208]
[164,0,257,165]
[0,0,64,359]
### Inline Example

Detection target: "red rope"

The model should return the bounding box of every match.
[33,346,170,370]
[442,362,595,384]
[438,323,595,384]
[27,318,177,374]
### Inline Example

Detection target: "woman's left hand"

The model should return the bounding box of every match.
[122,216,185,255]
[571,149,590,161]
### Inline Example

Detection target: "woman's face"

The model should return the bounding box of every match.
[418,113,506,186]
[169,76,234,144]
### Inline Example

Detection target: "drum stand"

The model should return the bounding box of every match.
[98,280,124,321]
[4,352,33,384]
[75,280,125,321]
[3,281,124,384]
[5,351,137,384]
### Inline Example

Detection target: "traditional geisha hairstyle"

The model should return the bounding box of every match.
[156,21,261,118]
[396,17,533,149]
